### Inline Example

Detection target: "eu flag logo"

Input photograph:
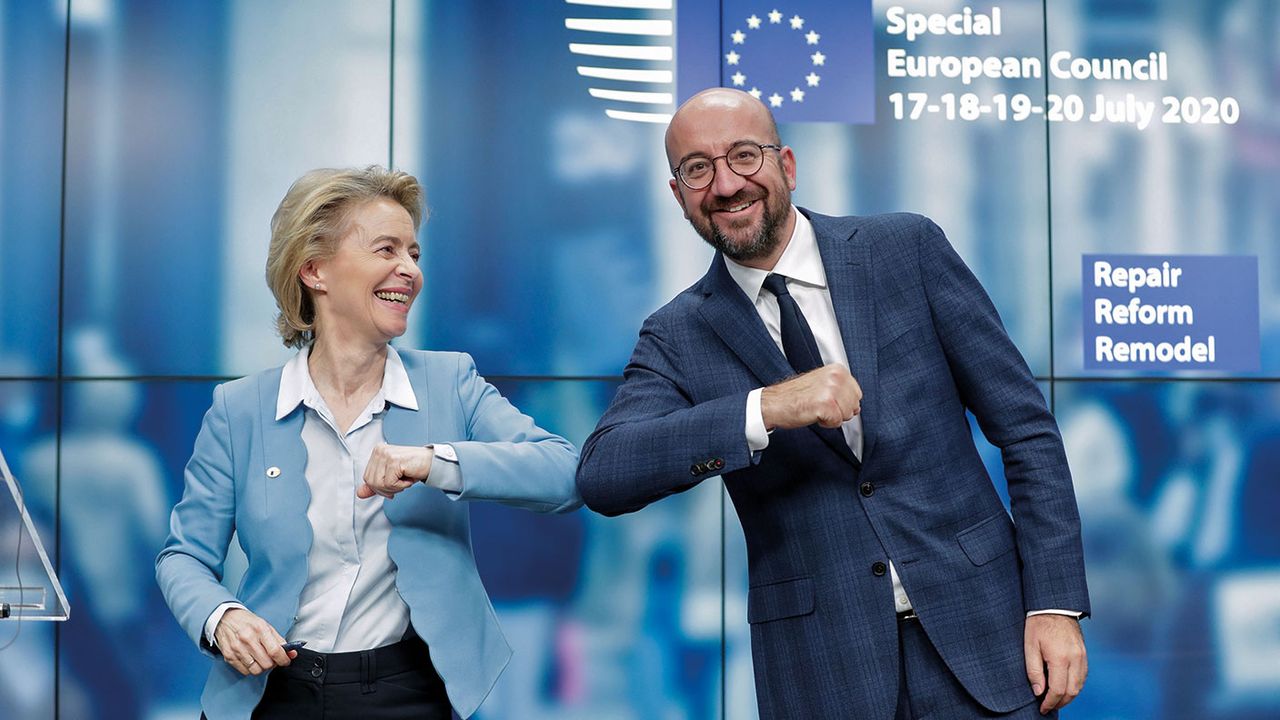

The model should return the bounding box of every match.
[676,1,875,123]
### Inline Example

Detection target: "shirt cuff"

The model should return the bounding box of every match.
[427,443,463,495]
[1026,609,1083,619]
[204,601,247,650]
[745,388,770,452]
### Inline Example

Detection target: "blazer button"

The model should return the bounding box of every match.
[860,481,875,497]
[690,464,700,476]
[872,561,887,577]
[712,458,724,470]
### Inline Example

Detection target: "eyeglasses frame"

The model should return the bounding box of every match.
[672,142,784,190]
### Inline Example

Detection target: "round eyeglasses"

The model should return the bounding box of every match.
[673,142,782,190]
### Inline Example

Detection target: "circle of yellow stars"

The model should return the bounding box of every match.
[724,8,824,108]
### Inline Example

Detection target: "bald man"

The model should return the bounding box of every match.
[576,89,1089,719]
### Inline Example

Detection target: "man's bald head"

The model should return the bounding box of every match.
[664,88,781,168]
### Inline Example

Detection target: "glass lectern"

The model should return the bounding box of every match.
[0,447,69,621]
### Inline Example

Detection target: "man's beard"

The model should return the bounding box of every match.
[692,191,786,263]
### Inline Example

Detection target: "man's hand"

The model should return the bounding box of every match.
[357,443,434,499]
[760,364,862,430]
[214,608,296,676]
[1025,614,1088,715]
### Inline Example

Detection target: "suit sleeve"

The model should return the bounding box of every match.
[447,353,583,514]
[155,383,241,656]
[918,219,1091,617]
[576,312,755,516]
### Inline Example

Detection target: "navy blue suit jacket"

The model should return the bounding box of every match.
[577,210,1089,719]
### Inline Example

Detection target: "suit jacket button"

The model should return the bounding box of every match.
[712,458,724,470]
[690,464,700,476]
[860,481,875,497]
[872,561,887,577]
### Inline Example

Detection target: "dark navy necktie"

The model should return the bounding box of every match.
[762,273,857,463]
[763,273,824,374]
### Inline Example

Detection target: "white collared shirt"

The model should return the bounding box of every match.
[726,207,912,613]
[204,345,463,652]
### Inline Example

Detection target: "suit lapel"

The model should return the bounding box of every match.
[698,240,861,469]
[810,210,879,464]
[256,367,313,622]
[382,400,424,447]
[258,366,310,518]
[698,257,795,388]
[378,350,456,525]
[382,347,428,448]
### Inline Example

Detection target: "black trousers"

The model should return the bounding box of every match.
[245,631,452,719]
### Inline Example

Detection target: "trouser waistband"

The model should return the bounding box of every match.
[276,631,429,687]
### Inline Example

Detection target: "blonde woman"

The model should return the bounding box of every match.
[158,166,580,719]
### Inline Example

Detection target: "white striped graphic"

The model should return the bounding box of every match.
[568,43,672,61]
[564,18,672,35]
[605,109,674,123]
[564,0,676,124]
[577,66,672,83]
[588,88,673,104]
[566,0,672,8]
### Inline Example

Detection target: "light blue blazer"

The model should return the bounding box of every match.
[157,350,581,719]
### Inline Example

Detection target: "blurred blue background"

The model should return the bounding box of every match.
[1,0,1278,718]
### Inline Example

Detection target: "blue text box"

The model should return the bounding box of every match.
[1082,254,1259,373]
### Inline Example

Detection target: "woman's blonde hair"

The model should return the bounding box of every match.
[265,166,425,348]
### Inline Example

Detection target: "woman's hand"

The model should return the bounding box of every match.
[214,608,296,676]
[357,443,434,499]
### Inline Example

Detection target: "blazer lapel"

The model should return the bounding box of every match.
[256,367,313,627]
[699,247,860,469]
[382,404,424,448]
[810,210,879,464]
[381,401,430,527]
[698,256,795,388]
[378,350,457,526]
[258,366,311,521]
[381,347,428,448]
